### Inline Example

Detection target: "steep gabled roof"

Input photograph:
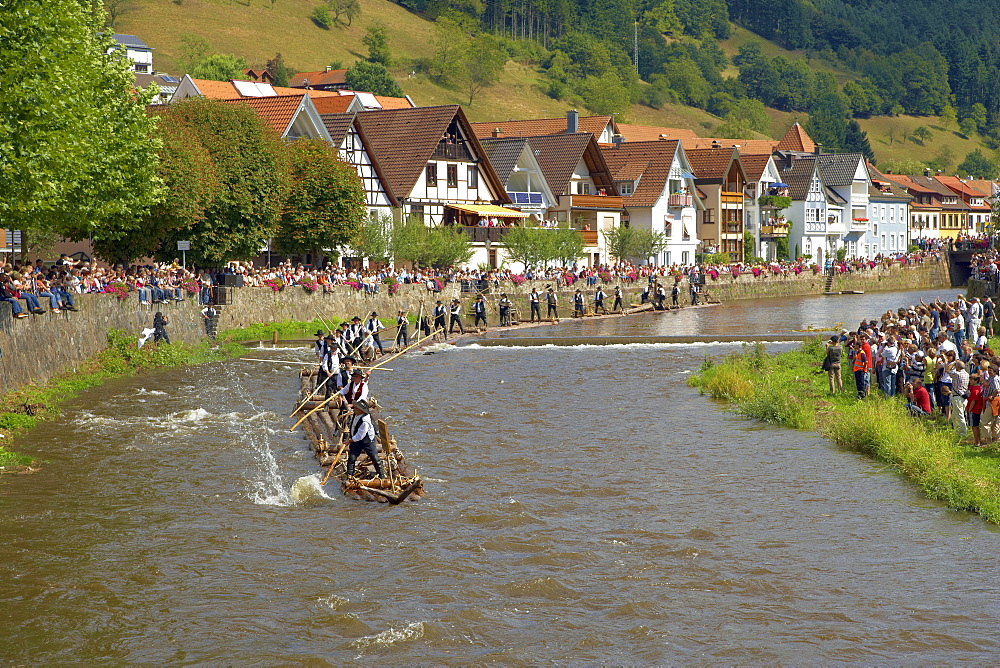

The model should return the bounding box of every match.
[470,115,615,142]
[739,154,774,181]
[600,140,681,207]
[312,95,360,114]
[290,69,348,88]
[523,133,617,196]
[935,175,992,201]
[479,137,527,186]
[319,112,399,207]
[218,94,309,136]
[685,146,745,183]
[320,112,355,145]
[779,157,821,200]
[815,153,865,187]
[776,122,816,152]
[355,105,507,203]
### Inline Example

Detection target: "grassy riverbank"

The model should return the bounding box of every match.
[218,316,414,343]
[689,339,1000,523]
[0,330,243,472]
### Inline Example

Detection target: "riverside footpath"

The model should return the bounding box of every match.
[0,257,951,394]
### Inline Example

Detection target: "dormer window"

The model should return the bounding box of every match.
[617,181,634,196]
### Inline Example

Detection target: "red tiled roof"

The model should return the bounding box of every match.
[189,78,242,99]
[290,69,348,88]
[686,147,741,181]
[936,175,992,202]
[218,94,304,134]
[470,115,614,142]
[616,124,699,143]
[523,133,617,196]
[600,140,681,207]
[312,96,356,114]
[374,95,414,109]
[775,122,816,153]
[738,154,773,181]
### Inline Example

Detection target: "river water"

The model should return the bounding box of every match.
[2,288,999,663]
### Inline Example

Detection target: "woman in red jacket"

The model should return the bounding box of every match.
[966,372,985,446]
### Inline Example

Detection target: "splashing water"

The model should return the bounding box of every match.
[351,621,425,652]
[290,474,334,504]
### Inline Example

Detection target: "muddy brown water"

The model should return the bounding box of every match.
[2,288,999,663]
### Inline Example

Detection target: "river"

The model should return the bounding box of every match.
[2,288,998,663]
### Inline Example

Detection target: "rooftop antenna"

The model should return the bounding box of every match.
[633,20,639,74]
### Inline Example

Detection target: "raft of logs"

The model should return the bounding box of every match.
[294,369,424,504]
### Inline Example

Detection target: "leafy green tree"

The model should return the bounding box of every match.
[602,226,636,262]
[363,23,392,67]
[501,224,554,268]
[190,54,249,81]
[940,104,958,128]
[266,53,291,87]
[312,5,333,28]
[345,61,405,96]
[715,97,770,139]
[643,0,682,34]
[274,139,367,263]
[462,33,508,105]
[0,0,163,257]
[880,159,927,175]
[354,213,395,263]
[393,219,473,268]
[155,98,291,265]
[630,229,669,263]
[959,116,978,137]
[806,89,851,152]
[578,72,632,115]
[178,33,211,72]
[911,125,932,145]
[957,149,996,178]
[969,103,989,134]
[327,0,360,26]
[551,223,586,266]
[660,56,710,108]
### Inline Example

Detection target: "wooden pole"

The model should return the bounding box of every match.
[321,440,347,485]
[272,330,279,345]
[368,328,441,371]
[290,395,334,431]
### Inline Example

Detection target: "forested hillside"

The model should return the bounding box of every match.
[115,0,1000,174]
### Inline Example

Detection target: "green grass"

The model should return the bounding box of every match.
[0,329,244,472]
[690,338,1000,523]
[218,315,414,342]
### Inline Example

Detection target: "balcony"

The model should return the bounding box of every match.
[507,191,544,207]
[560,194,624,210]
[760,224,790,237]
[457,226,511,244]
[668,193,693,207]
[722,223,743,235]
[850,217,869,230]
[580,230,599,246]
[431,142,473,161]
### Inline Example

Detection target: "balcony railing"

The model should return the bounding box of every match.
[457,226,511,244]
[760,224,790,237]
[668,193,693,207]
[580,230,599,246]
[850,218,869,230]
[560,194,625,209]
[507,191,544,206]
[431,142,473,161]
[722,223,743,234]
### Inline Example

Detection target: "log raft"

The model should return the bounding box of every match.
[293,369,424,503]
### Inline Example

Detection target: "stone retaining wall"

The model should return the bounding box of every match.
[0,259,952,394]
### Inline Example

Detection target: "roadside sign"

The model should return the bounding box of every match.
[176,241,191,251]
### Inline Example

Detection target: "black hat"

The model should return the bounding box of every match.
[315,329,324,336]
[352,316,361,322]
[353,398,370,414]
[323,334,334,341]
[436,300,442,304]
[371,311,378,317]
[477,294,484,299]
[351,367,365,376]
[339,321,348,327]
[500,292,507,297]
[342,356,355,363]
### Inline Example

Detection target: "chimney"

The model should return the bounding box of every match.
[814,143,822,155]
[612,134,624,148]
[491,127,503,138]
[924,167,931,177]
[325,65,332,73]
[567,109,578,134]
[711,140,721,149]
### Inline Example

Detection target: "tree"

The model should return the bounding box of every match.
[274,139,367,263]
[806,90,851,152]
[0,0,163,257]
[327,0,360,26]
[190,54,249,81]
[154,99,291,266]
[462,33,507,105]
[501,225,555,269]
[345,61,405,97]
[957,149,996,178]
[551,223,585,266]
[104,0,130,27]
[630,229,669,263]
[363,23,392,67]
[392,219,473,268]
[178,33,211,72]
[602,226,636,262]
[843,120,875,162]
[312,5,333,29]
[266,53,291,87]
[715,97,770,139]
[354,213,395,264]
[911,125,932,145]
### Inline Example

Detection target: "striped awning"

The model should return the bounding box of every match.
[447,204,527,218]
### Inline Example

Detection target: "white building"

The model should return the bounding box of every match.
[111,34,152,73]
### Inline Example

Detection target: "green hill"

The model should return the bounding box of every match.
[118,0,996,171]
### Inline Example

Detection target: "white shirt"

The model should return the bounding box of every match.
[351,413,375,443]
[340,379,369,402]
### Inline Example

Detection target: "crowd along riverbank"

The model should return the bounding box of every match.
[689,338,1000,523]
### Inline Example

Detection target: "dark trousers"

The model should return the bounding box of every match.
[499,307,510,326]
[396,326,408,346]
[854,369,868,399]
[574,303,584,317]
[474,313,487,327]
[530,302,540,321]
[613,297,622,312]
[449,314,464,334]
[434,315,446,336]
[347,439,383,478]
[595,299,607,314]
[153,327,170,344]
[372,334,383,353]
[547,304,557,318]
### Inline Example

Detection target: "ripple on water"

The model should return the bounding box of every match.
[499,577,582,601]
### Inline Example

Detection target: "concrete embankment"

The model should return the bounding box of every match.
[0,258,949,394]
